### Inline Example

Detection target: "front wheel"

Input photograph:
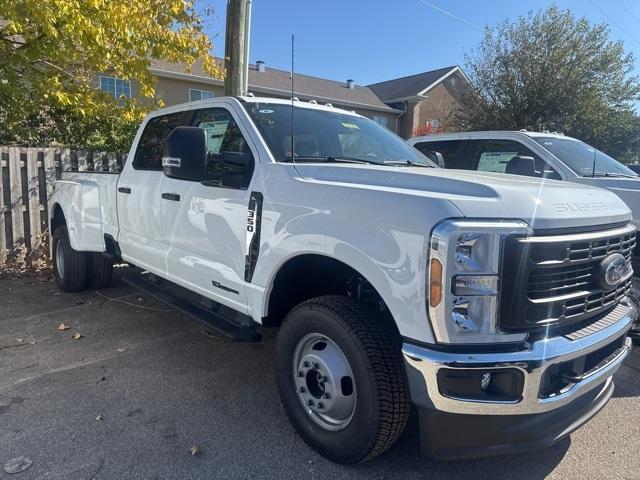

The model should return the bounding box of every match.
[275,295,410,464]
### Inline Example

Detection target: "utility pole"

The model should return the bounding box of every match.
[224,0,251,96]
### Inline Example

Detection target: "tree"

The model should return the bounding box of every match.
[454,6,640,163]
[0,0,221,151]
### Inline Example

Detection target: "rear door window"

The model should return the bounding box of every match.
[413,140,466,168]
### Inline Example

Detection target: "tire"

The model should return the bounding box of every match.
[52,225,88,292]
[275,295,410,464]
[633,337,640,347]
[86,252,113,289]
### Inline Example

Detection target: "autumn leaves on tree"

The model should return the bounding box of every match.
[0,0,222,151]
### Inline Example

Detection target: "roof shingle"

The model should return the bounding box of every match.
[367,66,458,101]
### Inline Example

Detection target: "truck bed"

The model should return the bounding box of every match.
[55,171,120,250]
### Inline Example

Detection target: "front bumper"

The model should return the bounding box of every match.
[402,298,637,458]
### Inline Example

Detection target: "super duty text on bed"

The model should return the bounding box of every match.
[49,97,637,463]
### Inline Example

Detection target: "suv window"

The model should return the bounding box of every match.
[466,139,559,178]
[413,140,464,168]
[192,108,255,189]
[134,112,186,170]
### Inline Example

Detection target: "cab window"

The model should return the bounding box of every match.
[134,112,187,170]
[191,108,255,189]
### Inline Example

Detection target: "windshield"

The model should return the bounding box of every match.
[534,136,638,177]
[243,102,435,166]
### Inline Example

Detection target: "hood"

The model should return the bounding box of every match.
[573,177,640,227]
[293,164,632,230]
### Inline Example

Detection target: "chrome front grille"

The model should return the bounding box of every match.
[500,223,637,332]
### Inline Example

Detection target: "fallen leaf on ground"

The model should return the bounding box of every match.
[96,415,103,421]
[3,456,32,474]
[57,322,70,331]
[190,446,199,456]
[73,332,82,340]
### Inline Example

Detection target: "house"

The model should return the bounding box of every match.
[367,66,469,138]
[98,60,469,138]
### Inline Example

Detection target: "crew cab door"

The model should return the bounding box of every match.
[117,110,191,273]
[160,105,257,312]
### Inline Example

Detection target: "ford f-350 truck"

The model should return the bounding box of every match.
[50,97,637,463]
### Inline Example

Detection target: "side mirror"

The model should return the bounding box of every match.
[162,126,207,182]
[505,155,536,177]
[426,151,446,168]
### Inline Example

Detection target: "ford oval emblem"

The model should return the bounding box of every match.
[598,253,630,290]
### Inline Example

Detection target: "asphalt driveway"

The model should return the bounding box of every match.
[1,274,639,480]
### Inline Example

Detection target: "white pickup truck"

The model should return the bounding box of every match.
[50,97,638,463]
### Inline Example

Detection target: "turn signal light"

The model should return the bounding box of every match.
[429,258,443,307]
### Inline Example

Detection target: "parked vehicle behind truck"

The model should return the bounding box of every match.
[50,97,637,462]
[409,131,640,274]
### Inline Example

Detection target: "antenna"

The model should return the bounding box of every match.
[290,34,295,163]
[591,134,597,177]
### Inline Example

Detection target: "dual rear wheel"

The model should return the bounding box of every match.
[52,225,113,292]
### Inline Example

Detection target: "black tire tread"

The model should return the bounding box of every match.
[53,226,87,292]
[282,295,411,463]
[86,252,113,289]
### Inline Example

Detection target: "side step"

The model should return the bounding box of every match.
[122,272,262,343]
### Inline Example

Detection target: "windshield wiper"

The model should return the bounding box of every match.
[285,155,377,165]
[383,159,434,168]
[585,172,638,179]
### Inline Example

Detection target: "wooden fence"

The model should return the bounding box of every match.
[0,147,124,263]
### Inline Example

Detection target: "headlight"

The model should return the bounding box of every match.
[428,219,532,344]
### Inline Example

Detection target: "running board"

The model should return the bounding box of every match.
[122,272,262,343]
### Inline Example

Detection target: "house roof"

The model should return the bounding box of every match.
[367,66,460,102]
[150,59,399,113]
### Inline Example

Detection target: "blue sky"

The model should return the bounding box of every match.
[201,0,640,89]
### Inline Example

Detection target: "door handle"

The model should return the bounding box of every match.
[162,193,181,202]
[118,187,131,194]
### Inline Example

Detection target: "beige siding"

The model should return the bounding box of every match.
[153,77,225,106]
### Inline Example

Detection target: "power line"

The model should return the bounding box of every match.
[614,0,640,27]
[415,0,483,32]
[414,0,558,68]
[590,1,640,46]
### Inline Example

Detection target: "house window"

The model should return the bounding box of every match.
[189,89,215,102]
[425,118,441,129]
[99,76,131,99]
[372,115,389,128]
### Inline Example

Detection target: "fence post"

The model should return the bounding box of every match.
[0,147,8,262]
